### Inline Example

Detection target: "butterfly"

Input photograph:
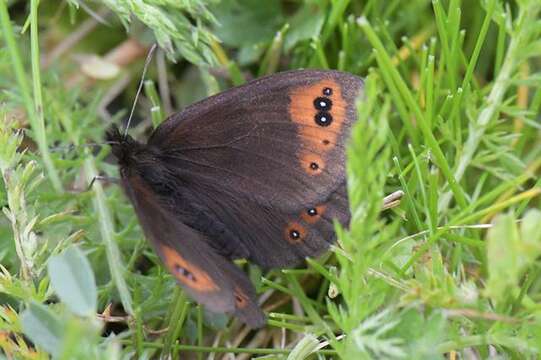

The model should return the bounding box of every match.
[106,69,364,328]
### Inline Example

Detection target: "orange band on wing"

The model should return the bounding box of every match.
[234,287,249,309]
[301,204,327,224]
[284,221,306,244]
[159,244,219,292]
[289,79,347,174]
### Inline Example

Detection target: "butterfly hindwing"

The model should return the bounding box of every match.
[180,178,349,268]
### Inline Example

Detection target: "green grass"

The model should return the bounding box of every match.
[1,0,541,358]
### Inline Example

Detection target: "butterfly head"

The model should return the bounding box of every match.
[105,124,142,168]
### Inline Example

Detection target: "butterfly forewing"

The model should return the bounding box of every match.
[148,70,363,210]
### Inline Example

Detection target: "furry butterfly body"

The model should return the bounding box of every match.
[107,69,364,327]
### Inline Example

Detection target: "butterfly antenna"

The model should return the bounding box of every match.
[123,43,158,138]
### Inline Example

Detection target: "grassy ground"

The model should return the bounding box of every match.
[1,0,540,358]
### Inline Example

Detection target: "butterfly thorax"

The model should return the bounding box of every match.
[106,126,168,183]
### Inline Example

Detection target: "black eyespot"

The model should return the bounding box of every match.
[175,264,195,281]
[307,208,318,216]
[315,111,333,127]
[310,162,319,170]
[314,97,332,110]
[322,139,330,145]
[323,87,333,96]
[235,293,245,304]
[289,229,300,239]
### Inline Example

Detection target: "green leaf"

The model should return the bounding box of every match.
[351,309,406,358]
[519,209,541,264]
[393,309,446,359]
[212,0,284,47]
[47,246,97,317]
[486,210,541,302]
[486,213,520,301]
[284,5,325,51]
[20,302,64,357]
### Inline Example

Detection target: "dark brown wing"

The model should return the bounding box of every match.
[178,178,349,268]
[122,172,265,328]
[148,70,363,211]
[142,70,362,268]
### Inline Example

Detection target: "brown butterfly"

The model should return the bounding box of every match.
[106,69,364,328]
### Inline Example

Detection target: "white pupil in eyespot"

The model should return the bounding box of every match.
[175,264,195,281]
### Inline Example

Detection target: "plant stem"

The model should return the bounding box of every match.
[0,0,62,192]
[437,335,536,354]
[32,0,63,191]
[119,340,338,356]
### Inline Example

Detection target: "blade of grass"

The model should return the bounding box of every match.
[439,0,539,212]
[258,24,289,76]
[401,187,541,273]
[284,273,335,339]
[165,291,190,359]
[144,80,165,127]
[0,0,62,192]
[358,16,468,210]
[84,153,133,315]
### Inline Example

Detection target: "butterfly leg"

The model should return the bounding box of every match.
[86,175,119,191]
